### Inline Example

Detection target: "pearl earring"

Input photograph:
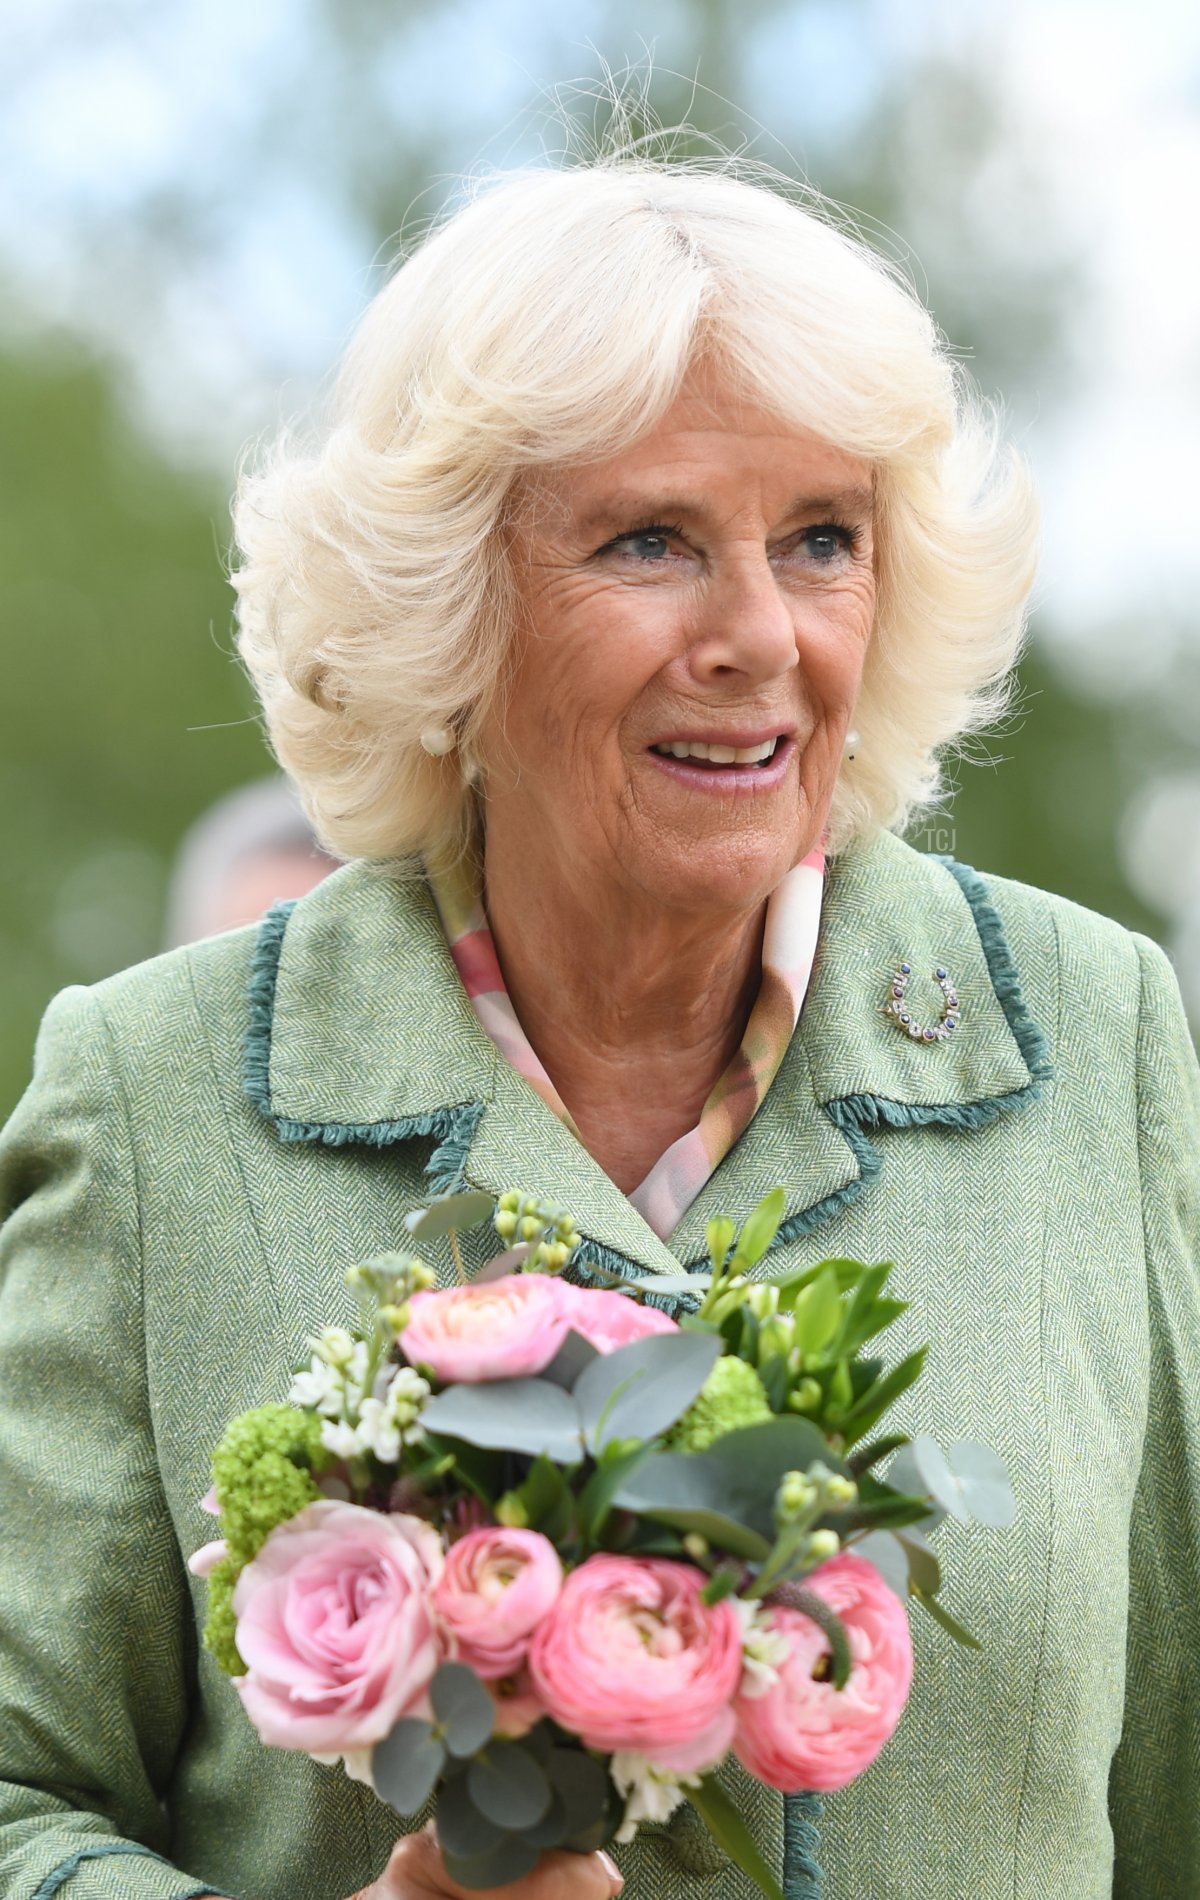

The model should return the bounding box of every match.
[843,728,860,761]
[420,724,455,757]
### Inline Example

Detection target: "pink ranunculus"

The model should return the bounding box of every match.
[231,1499,444,1754]
[732,1552,914,1793]
[559,1285,680,1355]
[400,1275,572,1383]
[487,1668,547,1739]
[434,1527,564,1679]
[528,1556,742,1772]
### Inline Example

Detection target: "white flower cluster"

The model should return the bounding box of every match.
[732,1596,791,1698]
[609,1752,699,1843]
[288,1327,430,1465]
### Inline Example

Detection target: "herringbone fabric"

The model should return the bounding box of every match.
[0,827,1196,1900]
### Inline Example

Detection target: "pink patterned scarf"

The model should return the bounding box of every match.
[427,849,824,1241]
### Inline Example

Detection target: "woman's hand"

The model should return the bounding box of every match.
[351,1823,624,1898]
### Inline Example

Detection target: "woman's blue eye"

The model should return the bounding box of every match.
[604,523,683,561]
[801,523,854,561]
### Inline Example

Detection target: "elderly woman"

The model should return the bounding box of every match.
[1,158,1197,1900]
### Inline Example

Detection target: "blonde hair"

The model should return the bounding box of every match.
[233,158,1038,865]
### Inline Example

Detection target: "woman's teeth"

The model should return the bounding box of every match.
[652,738,779,765]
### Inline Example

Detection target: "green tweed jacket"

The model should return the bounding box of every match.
[1,828,1198,1900]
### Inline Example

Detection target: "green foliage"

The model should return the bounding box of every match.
[686,1774,786,1900]
[663,1354,773,1452]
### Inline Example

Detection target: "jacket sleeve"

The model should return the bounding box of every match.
[0,986,231,1900]
[1109,935,1200,1895]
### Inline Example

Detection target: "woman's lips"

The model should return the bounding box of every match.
[645,735,796,794]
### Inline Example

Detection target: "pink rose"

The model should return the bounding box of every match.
[560,1285,679,1355]
[400,1275,572,1383]
[528,1556,742,1772]
[733,1552,914,1793]
[232,1499,444,1754]
[434,1527,563,1678]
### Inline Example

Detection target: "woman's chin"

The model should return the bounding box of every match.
[624,837,807,919]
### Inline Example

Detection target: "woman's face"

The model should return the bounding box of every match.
[481,366,876,920]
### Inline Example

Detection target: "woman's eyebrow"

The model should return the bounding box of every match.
[576,483,875,536]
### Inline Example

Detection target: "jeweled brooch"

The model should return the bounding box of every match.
[884,962,960,1043]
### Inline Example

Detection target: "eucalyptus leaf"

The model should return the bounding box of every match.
[687,1775,786,1900]
[431,1662,494,1758]
[909,1436,972,1524]
[628,1272,713,1296]
[574,1331,721,1452]
[622,1500,771,1561]
[519,1788,569,1850]
[372,1718,446,1816]
[471,1243,533,1283]
[884,1443,948,1531]
[435,1773,507,1859]
[848,1529,910,1600]
[546,1748,613,1838]
[404,1192,496,1242]
[468,1742,553,1830]
[441,1834,541,1891]
[947,1439,1017,1529]
[540,1329,601,1390]
[422,1380,583,1463]
[612,1415,841,1555]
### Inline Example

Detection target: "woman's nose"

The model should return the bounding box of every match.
[685,555,799,686]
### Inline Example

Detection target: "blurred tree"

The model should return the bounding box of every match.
[0,343,263,1115]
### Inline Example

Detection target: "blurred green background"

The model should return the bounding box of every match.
[3,2,1199,1119]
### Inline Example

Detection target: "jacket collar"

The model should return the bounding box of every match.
[247,830,1051,1275]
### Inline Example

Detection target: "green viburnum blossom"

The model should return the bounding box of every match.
[664,1354,773,1452]
[203,1559,245,1676]
[203,1404,333,1673]
[212,1404,330,1567]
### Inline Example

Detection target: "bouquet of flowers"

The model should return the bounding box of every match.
[191,1187,1014,1898]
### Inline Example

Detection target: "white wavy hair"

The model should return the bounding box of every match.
[233,157,1039,867]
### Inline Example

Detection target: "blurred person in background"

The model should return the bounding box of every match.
[1,148,1197,1900]
[164,776,339,948]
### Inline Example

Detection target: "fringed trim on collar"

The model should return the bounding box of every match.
[242,898,483,1194]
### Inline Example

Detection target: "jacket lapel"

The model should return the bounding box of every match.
[245,862,681,1276]
[247,831,1050,1281]
[669,828,1052,1266]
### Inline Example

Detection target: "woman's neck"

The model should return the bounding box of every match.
[482,843,765,1193]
